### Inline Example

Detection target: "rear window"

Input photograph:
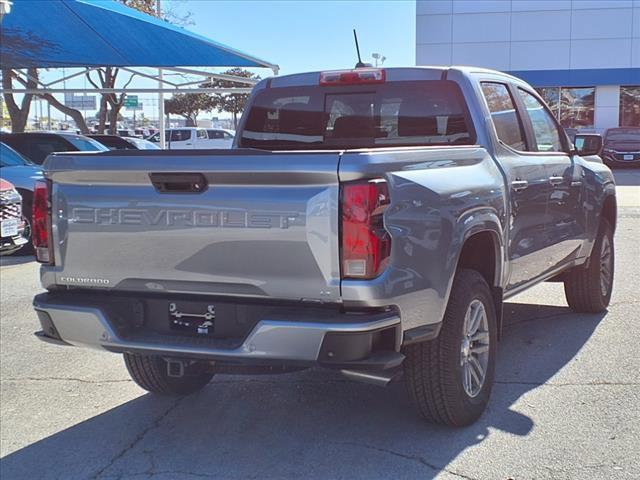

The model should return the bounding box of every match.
[65,136,109,152]
[239,80,475,150]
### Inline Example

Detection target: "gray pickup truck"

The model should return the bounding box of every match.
[32,67,616,426]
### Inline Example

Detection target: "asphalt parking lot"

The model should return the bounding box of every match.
[1,170,639,480]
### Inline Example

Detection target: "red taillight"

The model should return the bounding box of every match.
[32,180,53,264]
[341,179,391,279]
[320,68,385,86]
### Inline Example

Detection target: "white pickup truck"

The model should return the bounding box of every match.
[147,128,235,149]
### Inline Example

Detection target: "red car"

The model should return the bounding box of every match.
[0,178,28,255]
[601,127,640,168]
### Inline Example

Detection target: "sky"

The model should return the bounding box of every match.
[32,0,417,122]
[171,0,416,75]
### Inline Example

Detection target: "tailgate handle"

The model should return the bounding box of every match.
[149,173,208,194]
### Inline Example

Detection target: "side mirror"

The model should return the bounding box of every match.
[574,134,602,156]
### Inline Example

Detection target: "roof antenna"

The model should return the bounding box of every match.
[353,29,370,68]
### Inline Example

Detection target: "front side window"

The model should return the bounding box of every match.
[518,89,564,152]
[240,80,475,150]
[620,86,640,127]
[481,82,526,151]
[197,129,208,139]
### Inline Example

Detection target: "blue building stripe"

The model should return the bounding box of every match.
[507,68,640,87]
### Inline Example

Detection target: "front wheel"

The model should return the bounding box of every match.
[564,219,614,313]
[403,269,497,427]
[124,353,214,395]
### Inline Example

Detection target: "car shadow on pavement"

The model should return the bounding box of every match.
[0,255,35,267]
[1,302,606,480]
[613,169,640,186]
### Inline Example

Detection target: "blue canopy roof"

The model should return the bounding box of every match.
[0,0,277,70]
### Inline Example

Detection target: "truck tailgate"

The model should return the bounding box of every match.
[45,150,341,302]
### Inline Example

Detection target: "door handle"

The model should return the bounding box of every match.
[511,179,529,192]
[548,176,564,185]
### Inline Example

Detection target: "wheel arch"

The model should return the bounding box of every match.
[600,194,617,233]
[454,224,505,338]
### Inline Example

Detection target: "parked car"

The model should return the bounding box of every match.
[122,137,161,150]
[32,66,616,427]
[147,128,234,149]
[88,134,137,150]
[0,142,43,253]
[88,135,161,151]
[0,178,28,255]
[601,127,640,168]
[0,132,108,165]
[134,128,150,138]
[117,129,135,137]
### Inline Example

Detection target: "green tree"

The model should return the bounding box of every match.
[203,68,259,129]
[164,94,214,126]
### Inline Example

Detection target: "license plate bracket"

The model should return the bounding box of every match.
[169,302,215,336]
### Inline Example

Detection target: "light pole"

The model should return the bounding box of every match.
[157,0,166,148]
[372,53,386,68]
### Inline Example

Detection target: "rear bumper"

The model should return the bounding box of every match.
[33,293,406,369]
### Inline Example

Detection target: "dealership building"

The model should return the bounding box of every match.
[416,0,640,132]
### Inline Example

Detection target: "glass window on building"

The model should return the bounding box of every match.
[620,86,640,127]
[535,87,595,129]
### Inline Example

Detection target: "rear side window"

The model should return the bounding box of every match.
[240,80,475,150]
[517,89,564,152]
[481,82,526,151]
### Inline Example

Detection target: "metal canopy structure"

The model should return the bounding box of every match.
[0,0,278,142]
[0,0,278,72]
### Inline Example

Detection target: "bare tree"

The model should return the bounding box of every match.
[1,69,37,133]
[86,67,135,133]
[3,69,90,133]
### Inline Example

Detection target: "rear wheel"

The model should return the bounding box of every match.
[123,353,214,395]
[564,219,614,313]
[403,269,497,427]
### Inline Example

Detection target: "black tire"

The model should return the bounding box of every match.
[564,219,614,313]
[17,193,34,256]
[403,269,497,427]
[123,353,214,395]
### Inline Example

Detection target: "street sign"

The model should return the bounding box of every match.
[123,96,139,108]
[126,103,143,111]
[64,93,96,110]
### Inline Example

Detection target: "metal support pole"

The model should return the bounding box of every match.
[157,0,165,148]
